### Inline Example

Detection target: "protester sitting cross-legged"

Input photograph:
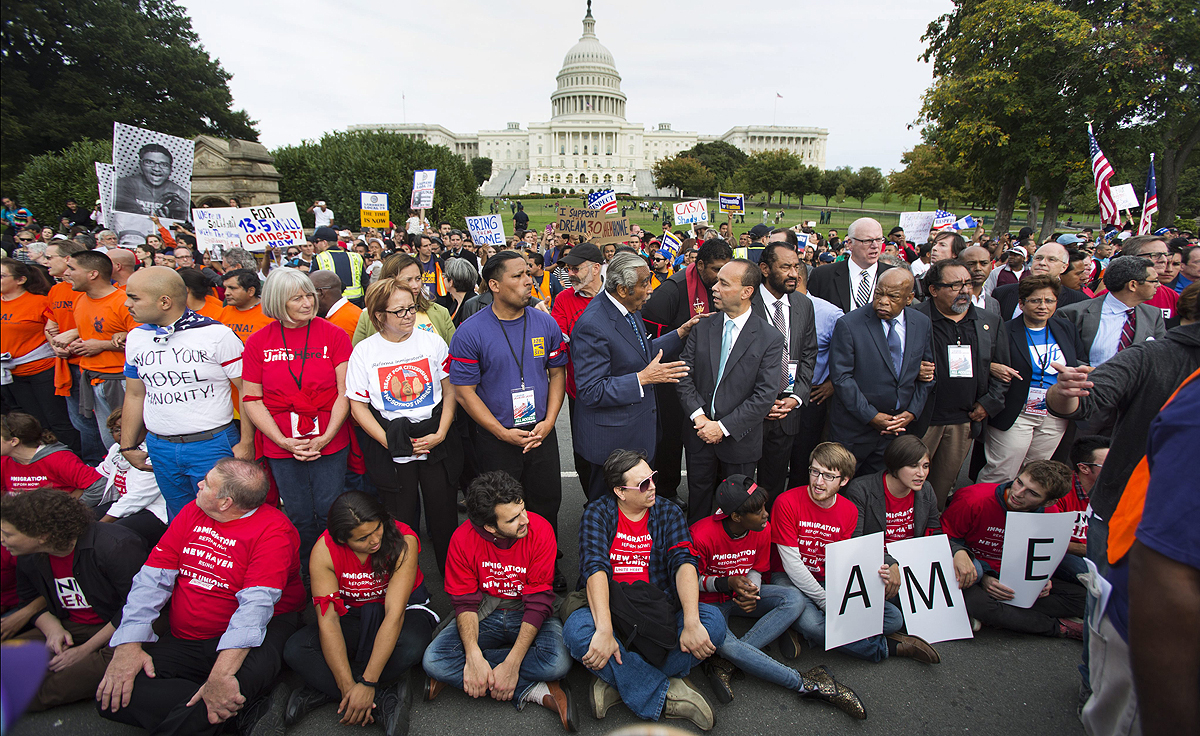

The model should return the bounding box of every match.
[562,449,726,731]
[420,470,575,731]
[2,488,148,711]
[282,491,437,735]
[690,474,866,719]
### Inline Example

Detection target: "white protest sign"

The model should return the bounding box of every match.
[932,213,957,231]
[465,214,506,247]
[899,211,937,245]
[887,535,974,643]
[234,202,306,253]
[673,199,709,226]
[411,169,437,209]
[825,532,886,650]
[192,207,243,258]
[95,162,115,229]
[1110,183,1139,211]
[998,512,1075,608]
[797,232,813,250]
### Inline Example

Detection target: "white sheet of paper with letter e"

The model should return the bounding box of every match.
[998,511,1074,608]
[886,535,974,642]
[824,532,885,650]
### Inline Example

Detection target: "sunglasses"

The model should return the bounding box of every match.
[620,470,656,493]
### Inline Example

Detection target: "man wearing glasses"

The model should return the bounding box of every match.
[113,144,190,220]
[1057,255,1165,368]
[649,248,672,289]
[991,242,1084,319]
[808,217,894,314]
[1114,235,1180,321]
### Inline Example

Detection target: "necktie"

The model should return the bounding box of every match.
[887,318,903,377]
[1117,308,1136,352]
[713,319,736,415]
[625,313,647,356]
[854,270,871,309]
[772,300,790,392]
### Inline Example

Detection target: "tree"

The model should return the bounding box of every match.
[889,143,963,209]
[273,131,480,230]
[781,165,821,208]
[652,156,716,198]
[817,167,852,206]
[469,157,493,187]
[845,167,885,209]
[1,0,257,185]
[738,150,801,204]
[14,139,112,227]
[678,141,749,184]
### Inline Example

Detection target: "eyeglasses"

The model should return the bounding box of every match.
[140,161,171,171]
[314,285,338,292]
[620,470,656,493]
[850,237,884,245]
[1078,462,1104,470]
[934,280,971,291]
[286,251,299,257]
[808,467,842,483]
[1141,251,1169,261]
[383,305,418,317]
[16,237,34,242]
[1023,297,1058,306]
[1138,278,1160,285]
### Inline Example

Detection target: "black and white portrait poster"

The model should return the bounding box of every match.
[94,162,115,230]
[111,123,194,221]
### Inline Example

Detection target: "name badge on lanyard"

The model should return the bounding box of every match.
[511,388,537,427]
[947,344,973,378]
[1024,386,1049,416]
[787,361,798,392]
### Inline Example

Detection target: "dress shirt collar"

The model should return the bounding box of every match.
[1101,291,1131,316]
[759,283,788,311]
[605,289,631,317]
[325,297,349,319]
[723,307,753,332]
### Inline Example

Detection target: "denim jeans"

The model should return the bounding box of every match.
[146,424,241,519]
[67,364,105,464]
[772,573,903,662]
[714,584,806,691]
[563,603,727,721]
[267,447,350,564]
[91,378,125,451]
[422,610,571,707]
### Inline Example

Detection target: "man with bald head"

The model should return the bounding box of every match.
[308,269,361,337]
[808,217,895,314]
[120,266,255,517]
[828,268,935,475]
[107,248,137,288]
[992,242,1085,319]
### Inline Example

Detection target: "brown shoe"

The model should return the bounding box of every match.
[887,633,941,664]
[590,676,621,719]
[800,665,867,720]
[423,676,446,702]
[703,656,736,704]
[664,677,714,731]
[541,680,577,732]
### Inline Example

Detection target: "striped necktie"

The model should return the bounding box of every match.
[772,300,790,392]
[1117,308,1136,352]
[854,269,871,309]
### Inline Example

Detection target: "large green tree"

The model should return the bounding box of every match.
[845,167,885,209]
[816,167,852,207]
[678,141,749,184]
[273,131,480,230]
[13,139,112,227]
[469,157,493,187]
[652,156,717,198]
[737,150,801,204]
[1,0,257,186]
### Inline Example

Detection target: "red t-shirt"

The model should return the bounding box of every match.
[48,550,104,625]
[549,287,594,398]
[1,449,102,495]
[1048,477,1089,545]
[610,509,653,584]
[1146,284,1178,321]
[146,502,305,641]
[443,512,556,600]
[770,486,859,582]
[940,482,1009,572]
[884,486,916,545]
[321,520,423,608]
[241,318,353,459]
[690,515,771,603]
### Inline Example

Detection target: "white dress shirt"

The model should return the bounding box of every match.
[690,307,754,435]
[879,309,907,355]
[1090,292,1133,367]
[847,260,879,310]
[759,284,804,404]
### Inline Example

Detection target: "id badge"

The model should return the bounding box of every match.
[511,387,537,427]
[787,362,798,393]
[1024,386,1049,416]
[947,345,974,378]
[290,412,321,438]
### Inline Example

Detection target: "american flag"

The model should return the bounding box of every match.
[932,209,956,231]
[1089,125,1119,226]
[1138,154,1158,235]
[587,189,617,214]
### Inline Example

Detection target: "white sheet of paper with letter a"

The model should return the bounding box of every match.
[824,532,885,650]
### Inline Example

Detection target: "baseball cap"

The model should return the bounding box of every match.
[715,475,761,515]
[1056,234,1082,245]
[819,252,835,263]
[561,243,604,265]
[655,249,673,261]
[749,224,772,239]
[1004,245,1029,259]
[311,226,338,243]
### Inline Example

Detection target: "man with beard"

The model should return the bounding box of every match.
[112,144,189,220]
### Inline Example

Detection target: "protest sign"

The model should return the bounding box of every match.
[660,231,683,256]
[886,535,974,643]
[465,214,507,247]
[932,214,957,231]
[111,123,194,221]
[673,199,709,226]
[192,207,243,259]
[555,207,632,246]
[411,169,437,209]
[94,163,115,229]
[899,211,937,245]
[718,193,745,215]
[1110,183,1139,211]
[234,202,306,253]
[797,232,813,250]
[998,512,1075,608]
[825,533,886,650]
[360,191,389,229]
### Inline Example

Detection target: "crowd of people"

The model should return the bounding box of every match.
[1,196,1198,736]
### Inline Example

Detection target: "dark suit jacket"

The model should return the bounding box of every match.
[572,294,683,465]
[750,289,818,435]
[828,305,934,457]
[841,472,965,566]
[913,301,1007,430]
[992,282,1087,321]
[807,259,895,314]
[676,310,786,463]
[988,315,1086,431]
[1055,296,1166,364]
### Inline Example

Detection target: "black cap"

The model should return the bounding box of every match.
[715,474,760,515]
[749,224,772,239]
[561,242,604,265]
[311,226,338,243]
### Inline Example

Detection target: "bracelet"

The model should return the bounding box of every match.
[356,675,378,688]
[119,446,141,453]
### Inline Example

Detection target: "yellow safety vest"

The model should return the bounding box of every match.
[314,249,365,300]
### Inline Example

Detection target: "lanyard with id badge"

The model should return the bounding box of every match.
[1024,327,1055,416]
[500,313,538,427]
[948,326,974,379]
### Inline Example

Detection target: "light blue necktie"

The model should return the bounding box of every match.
[712,319,736,414]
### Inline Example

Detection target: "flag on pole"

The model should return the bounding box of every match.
[952,215,979,231]
[1138,154,1158,236]
[1089,124,1119,227]
[587,189,618,214]
[776,93,783,98]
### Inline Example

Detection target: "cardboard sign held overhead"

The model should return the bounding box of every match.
[673,199,709,226]
[465,214,507,247]
[899,211,937,245]
[825,533,886,650]
[192,207,243,258]
[718,193,745,215]
[555,206,631,246]
[360,191,389,229]
[1110,183,1140,211]
[411,169,437,209]
[886,535,974,643]
[998,512,1075,608]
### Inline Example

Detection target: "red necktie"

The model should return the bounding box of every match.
[1117,308,1136,352]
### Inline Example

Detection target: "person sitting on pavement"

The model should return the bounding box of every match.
[1046,435,1110,585]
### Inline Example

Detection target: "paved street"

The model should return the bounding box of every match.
[12,410,1086,736]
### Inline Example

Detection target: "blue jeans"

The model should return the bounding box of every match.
[772,573,903,662]
[146,424,241,519]
[563,603,727,721]
[267,447,349,564]
[67,365,104,464]
[1056,553,1089,584]
[91,378,124,450]
[422,611,571,706]
[715,584,806,691]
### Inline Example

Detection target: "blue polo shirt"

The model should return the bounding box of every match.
[449,306,567,428]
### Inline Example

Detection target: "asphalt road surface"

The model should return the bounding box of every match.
[12,410,1086,736]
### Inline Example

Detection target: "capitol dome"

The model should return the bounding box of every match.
[550,1,627,120]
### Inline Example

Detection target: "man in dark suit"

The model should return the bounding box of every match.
[1056,255,1165,367]
[642,239,733,504]
[571,252,700,501]
[750,242,818,502]
[677,259,785,523]
[828,269,935,476]
[992,242,1086,319]
[807,217,895,314]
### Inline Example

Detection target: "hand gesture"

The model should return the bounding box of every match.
[1049,362,1093,397]
[639,350,689,385]
[582,630,622,671]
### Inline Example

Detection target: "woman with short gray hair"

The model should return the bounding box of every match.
[240,267,354,567]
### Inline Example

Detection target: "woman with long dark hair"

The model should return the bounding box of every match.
[283,491,436,736]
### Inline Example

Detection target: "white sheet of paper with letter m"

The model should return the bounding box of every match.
[824,532,885,650]
[886,535,974,642]
[998,511,1074,608]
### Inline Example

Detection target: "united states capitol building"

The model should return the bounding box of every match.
[351,4,828,197]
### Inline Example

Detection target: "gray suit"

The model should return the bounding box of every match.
[1056,296,1165,365]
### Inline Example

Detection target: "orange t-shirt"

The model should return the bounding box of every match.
[0,291,54,376]
[74,288,138,376]
[196,295,224,320]
[45,281,80,333]
[325,301,362,338]
[219,303,274,343]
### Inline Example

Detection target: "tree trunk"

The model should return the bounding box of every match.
[1156,118,1200,227]
[1025,173,1039,232]
[991,176,1021,238]
[1039,191,1062,242]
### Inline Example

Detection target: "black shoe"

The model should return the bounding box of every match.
[800,665,867,721]
[376,677,413,736]
[239,680,290,736]
[284,684,331,727]
[703,656,736,704]
[554,565,568,593]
